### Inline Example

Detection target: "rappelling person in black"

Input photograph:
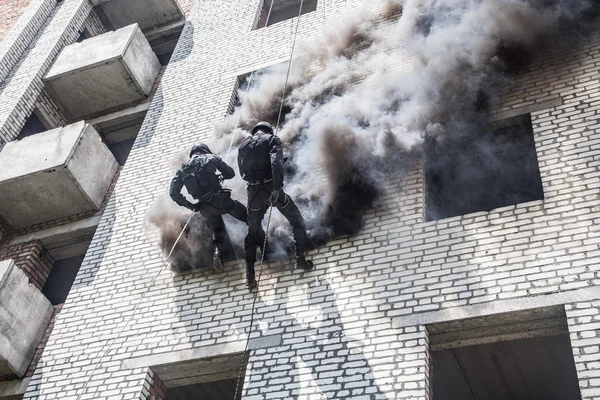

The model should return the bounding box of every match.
[170,143,248,271]
[238,122,314,289]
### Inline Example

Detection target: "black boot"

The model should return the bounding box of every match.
[246,278,258,291]
[213,245,224,272]
[295,256,314,271]
[246,262,257,290]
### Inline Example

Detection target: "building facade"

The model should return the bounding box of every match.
[0,0,598,399]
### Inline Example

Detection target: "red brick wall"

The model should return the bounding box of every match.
[140,370,168,400]
[0,0,34,42]
[0,240,54,290]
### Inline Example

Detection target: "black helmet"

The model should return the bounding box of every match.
[252,121,274,135]
[189,143,212,157]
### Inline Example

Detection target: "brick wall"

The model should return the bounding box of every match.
[0,0,92,143]
[0,0,34,42]
[138,370,167,400]
[0,0,55,84]
[567,301,600,400]
[34,87,68,129]
[20,0,600,399]
[0,240,54,289]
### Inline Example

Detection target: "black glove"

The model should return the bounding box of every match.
[191,202,203,212]
[269,190,280,204]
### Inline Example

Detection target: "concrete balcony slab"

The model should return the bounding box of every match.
[0,121,118,229]
[44,24,161,120]
[0,260,54,377]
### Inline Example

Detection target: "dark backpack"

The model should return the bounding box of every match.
[238,134,272,182]
[180,157,204,199]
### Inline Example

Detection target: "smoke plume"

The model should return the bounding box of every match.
[148,0,598,270]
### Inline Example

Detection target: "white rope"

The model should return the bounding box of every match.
[232,1,306,398]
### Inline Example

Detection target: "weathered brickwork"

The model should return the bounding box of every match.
[138,370,167,400]
[0,0,55,85]
[0,0,33,41]
[0,0,92,143]
[567,301,600,400]
[34,87,67,129]
[0,240,54,289]
[14,0,600,399]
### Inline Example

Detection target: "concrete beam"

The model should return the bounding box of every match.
[0,378,30,398]
[0,260,53,377]
[44,24,161,120]
[89,103,149,143]
[0,122,118,229]
[92,0,184,32]
[145,20,185,57]
[11,216,101,260]
[122,334,282,371]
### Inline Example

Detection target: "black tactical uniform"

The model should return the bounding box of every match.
[238,122,313,288]
[170,143,247,271]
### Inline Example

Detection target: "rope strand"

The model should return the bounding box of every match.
[232,1,306,398]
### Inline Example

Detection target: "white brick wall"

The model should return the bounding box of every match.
[0,0,91,143]
[17,0,600,399]
[0,0,56,85]
[567,301,600,400]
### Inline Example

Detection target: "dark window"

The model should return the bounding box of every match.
[426,115,544,221]
[228,64,291,119]
[17,112,47,139]
[429,308,582,400]
[76,28,90,42]
[256,0,318,29]
[150,352,248,400]
[109,138,136,166]
[42,255,85,305]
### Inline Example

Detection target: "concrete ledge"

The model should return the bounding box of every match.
[0,377,31,397]
[145,20,186,57]
[90,103,150,143]
[0,122,118,229]
[0,260,53,376]
[44,24,161,120]
[392,287,600,329]
[489,98,564,123]
[11,215,101,259]
[121,334,282,371]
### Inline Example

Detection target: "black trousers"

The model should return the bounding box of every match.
[197,191,247,248]
[244,181,306,281]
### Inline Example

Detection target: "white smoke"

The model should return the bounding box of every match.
[149,0,597,270]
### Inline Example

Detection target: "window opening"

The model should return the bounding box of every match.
[42,255,85,305]
[429,307,582,400]
[17,112,48,139]
[425,114,543,221]
[149,352,248,400]
[255,0,318,29]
